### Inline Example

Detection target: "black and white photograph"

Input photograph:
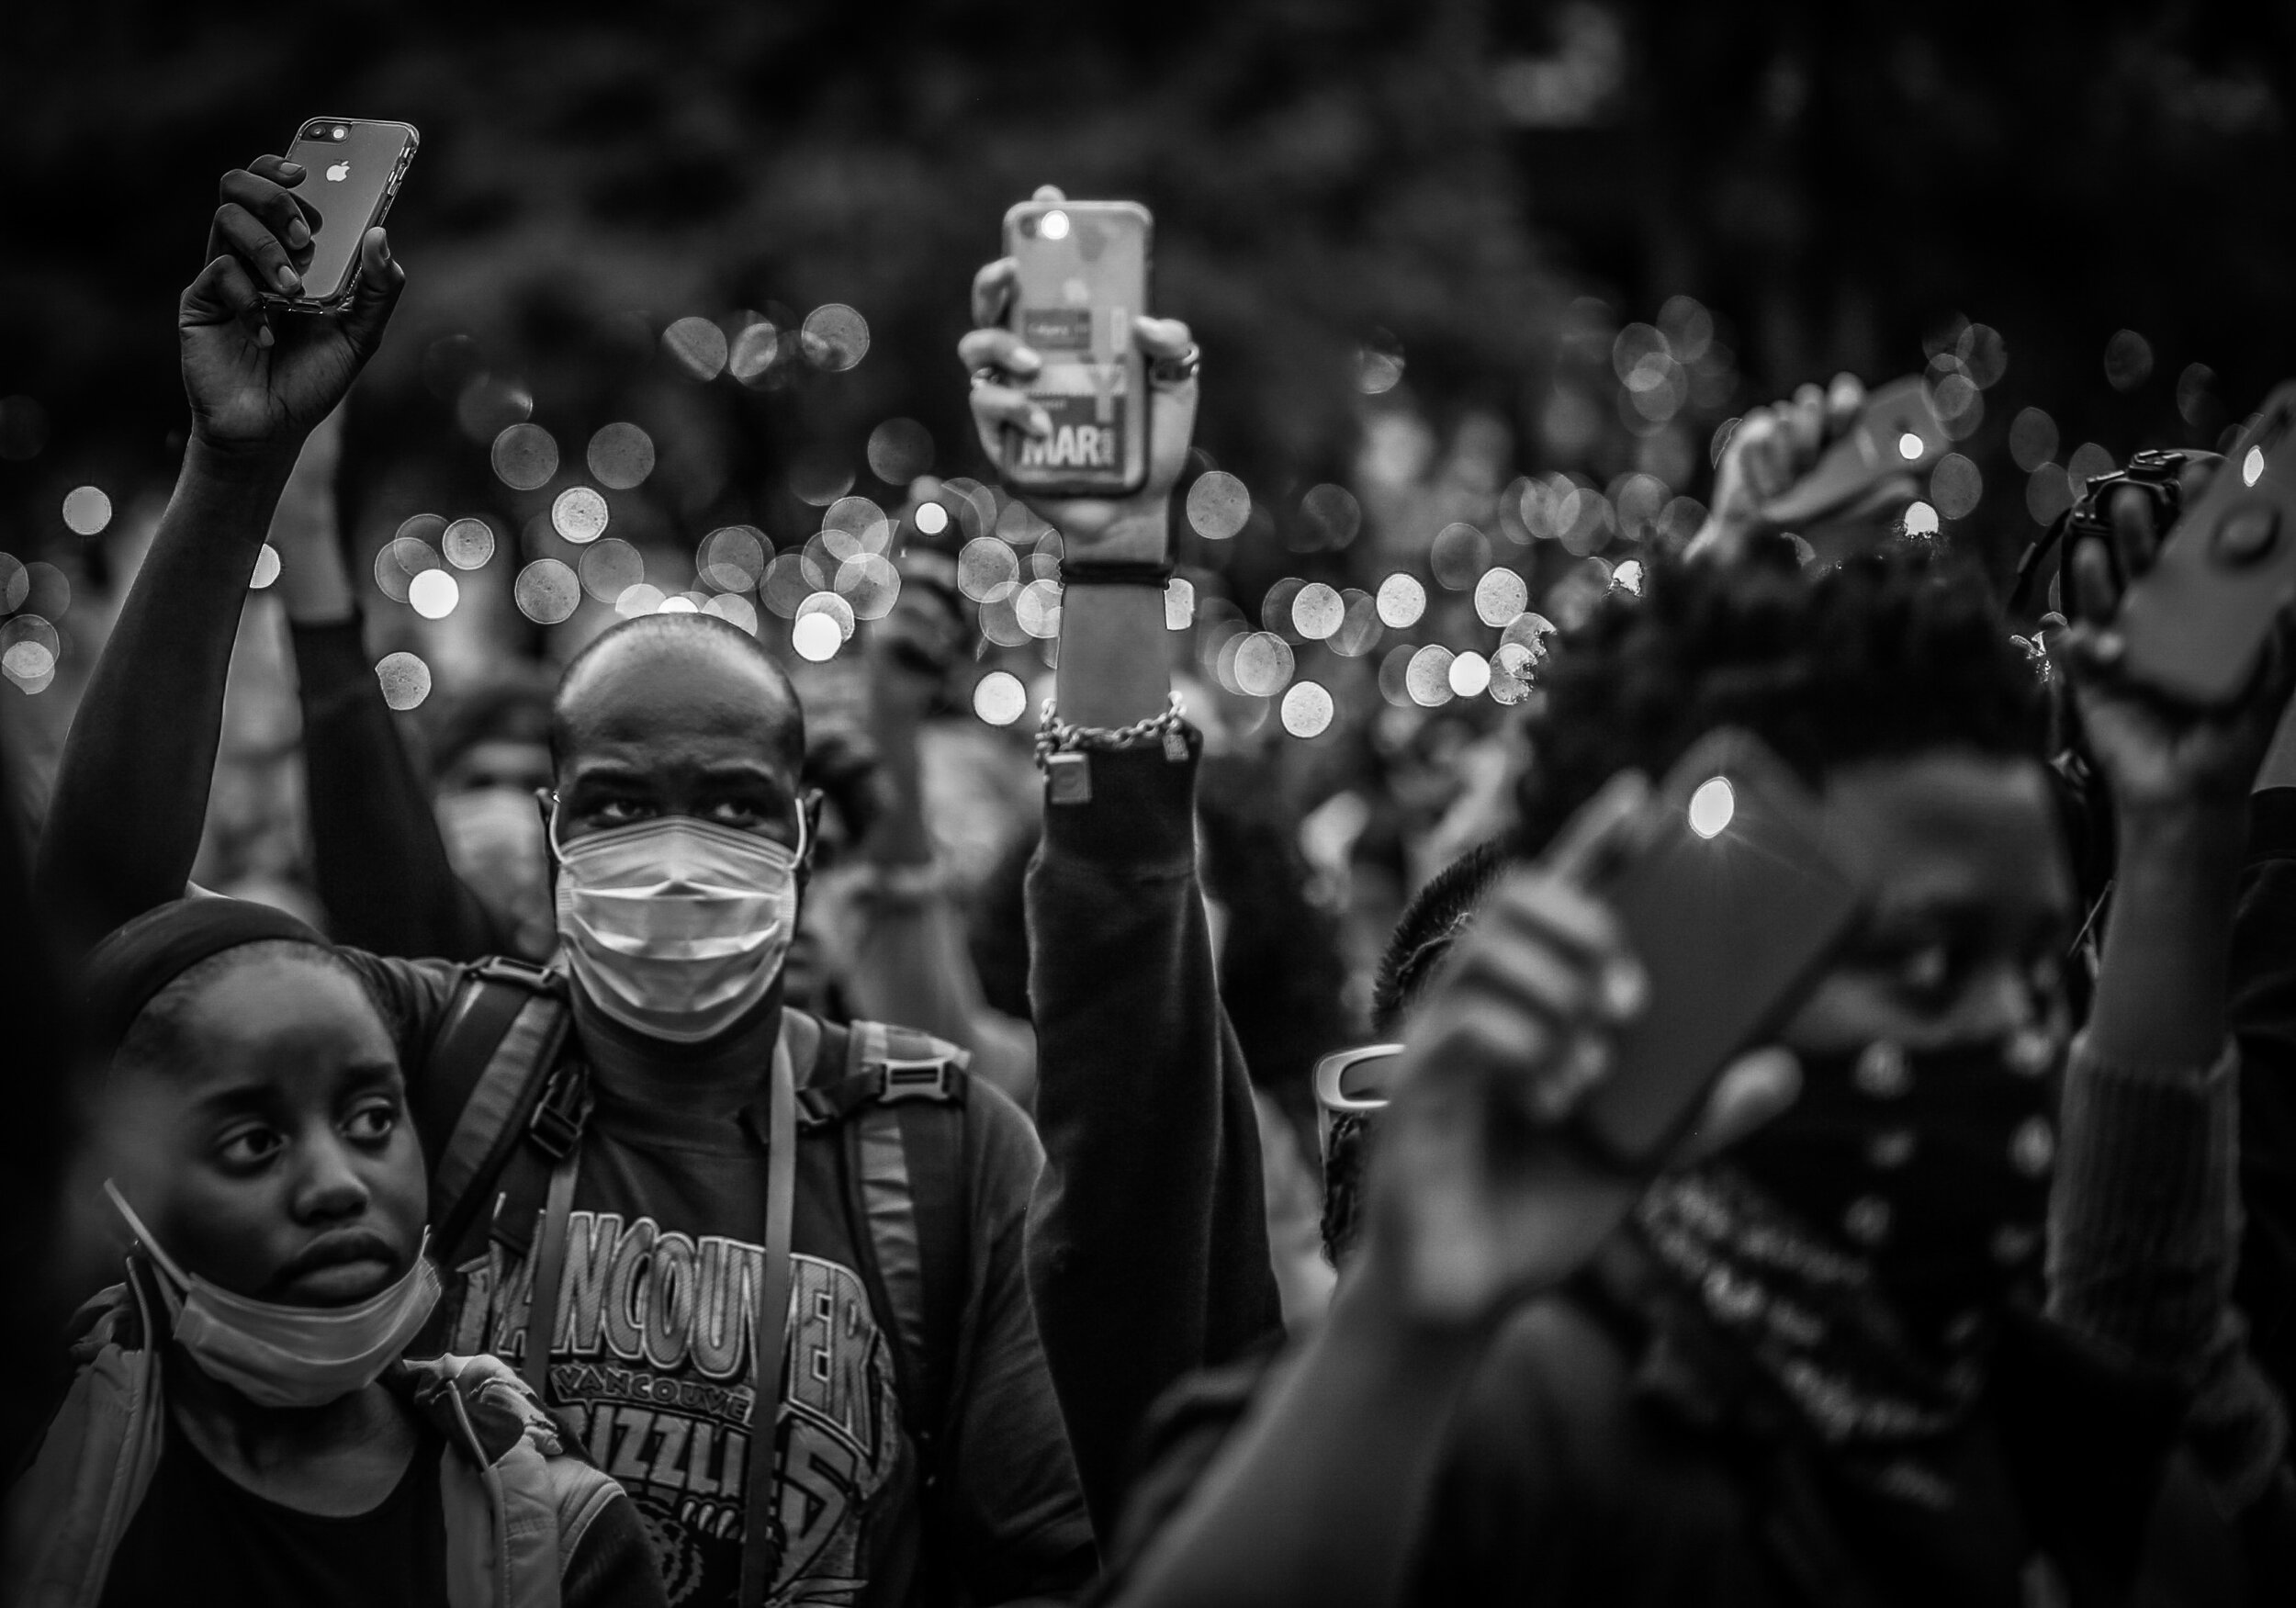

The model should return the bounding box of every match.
[4,3,2294,1603]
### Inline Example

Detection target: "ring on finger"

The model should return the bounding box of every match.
[1149,344,1202,386]
[969,365,1010,391]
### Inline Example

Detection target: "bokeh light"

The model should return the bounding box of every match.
[62,485,111,535]
[0,553,26,612]
[796,590,857,642]
[2026,466,2074,525]
[974,670,1028,726]
[373,523,443,603]
[514,559,581,624]
[1015,579,1063,639]
[836,553,902,620]
[1473,567,1529,625]
[1611,558,1645,595]
[1292,582,1345,640]
[728,319,779,386]
[1495,611,1558,677]
[1405,646,1457,707]
[702,592,760,634]
[491,423,559,491]
[2009,408,2058,473]
[588,423,656,489]
[1233,633,1296,696]
[249,545,282,590]
[1187,471,1251,540]
[1930,454,1983,520]
[1300,484,1362,549]
[1902,501,1941,536]
[698,526,768,592]
[658,593,699,614]
[409,568,460,619]
[24,561,68,619]
[793,610,843,661]
[1282,680,1334,737]
[2,614,61,693]
[552,487,610,544]
[867,418,934,483]
[1448,649,1492,698]
[1332,590,1381,657]
[440,517,493,568]
[579,537,644,602]
[1431,523,1491,590]
[2065,442,2118,492]
[761,554,814,618]
[376,651,432,711]
[662,317,728,381]
[1376,573,1425,628]
[613,583,667,617]
[822,495,893,560]
[958,537,1019,601]
[2103,329,2155,392]
[913,500,951,537]
[801,305,871,371]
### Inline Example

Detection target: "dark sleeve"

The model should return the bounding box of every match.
[290,613,504,961]
[334,948,465,1090]
[943,1080,1098,1602]
[2233,788,2296,1407]
[1084,1360,1268,1605]
[560,1486,670,1608]
[1023,735,1285,1535]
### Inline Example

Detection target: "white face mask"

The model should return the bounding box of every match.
[104,1181,439,1411]
[549,809,805,1044]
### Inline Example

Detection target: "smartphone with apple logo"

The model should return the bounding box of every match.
[272,118,420,309]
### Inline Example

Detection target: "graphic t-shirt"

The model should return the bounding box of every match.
[344,952,1095,1608]
[438,1081,907,1607]
[100,1414,448,1608]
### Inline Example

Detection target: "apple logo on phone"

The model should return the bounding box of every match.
[326,161,350,182]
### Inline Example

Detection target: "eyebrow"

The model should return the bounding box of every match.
[565,760,788,789]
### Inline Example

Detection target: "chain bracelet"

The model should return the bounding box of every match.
[1033,692,1187,770]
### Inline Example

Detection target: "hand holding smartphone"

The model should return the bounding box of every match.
[1570,728,1869,1170]
[2115,381,2296,705]
[1759,377,1949,529]
[271,118,419,309]
[997,199,1153,497]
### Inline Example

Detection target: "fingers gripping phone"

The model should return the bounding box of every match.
[2117,381,2296,705]
[272,118,419,309]
[1574,728,1870,1170]
[1759,377,1950,529]
[999,199,1152,497]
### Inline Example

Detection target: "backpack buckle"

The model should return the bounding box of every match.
[876,1056,956,1104]
[527,1066,593,1160]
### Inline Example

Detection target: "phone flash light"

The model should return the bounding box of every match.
[2245,445,2267,487]
[1688,777,1736,839]
[1896,432,1925,462]
[1040,209,1071,241]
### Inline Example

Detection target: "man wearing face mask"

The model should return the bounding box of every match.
[38,156,1094,1608]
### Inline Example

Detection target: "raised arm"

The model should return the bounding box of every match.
[35,157,402,952]
[2048,467,2295,1513]
[269,408,500,959]
[961,195,1282,1530]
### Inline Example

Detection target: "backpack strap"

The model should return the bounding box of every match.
[827,1021,973,1470]
[420,958,575,1264]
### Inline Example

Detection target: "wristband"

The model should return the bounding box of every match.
[1058,560,1176,588]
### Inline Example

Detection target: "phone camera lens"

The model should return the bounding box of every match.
[332,125,348,139]
[1040,209,1071,242]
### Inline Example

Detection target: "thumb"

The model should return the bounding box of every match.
[336,228,405,358]
[1671,1046,1800,1164]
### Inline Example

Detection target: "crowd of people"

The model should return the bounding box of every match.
[5,152,2296,1608]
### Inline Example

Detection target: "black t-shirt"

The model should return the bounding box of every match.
[99,1415,448,1608]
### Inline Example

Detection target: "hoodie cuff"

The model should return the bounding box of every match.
[1038,725,1201,872]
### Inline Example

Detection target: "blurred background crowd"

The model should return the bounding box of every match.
[3,0,2290,1108]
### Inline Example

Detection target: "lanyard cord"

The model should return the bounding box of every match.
[521,1032,801,1602]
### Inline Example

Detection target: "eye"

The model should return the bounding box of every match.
[1898,942,1953,997]
[591,798,656,825]
[216,1124,285,1170]
[343,1098,400,1145]
[704,800,771,828]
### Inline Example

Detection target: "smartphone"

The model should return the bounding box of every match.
[1573,728,1869,1170]
[1759,377,1949,528]
[999,199,1152,497]
[2116,382,2296,705]
[272,117,420,309]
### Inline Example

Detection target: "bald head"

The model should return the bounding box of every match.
[550,614,810,849]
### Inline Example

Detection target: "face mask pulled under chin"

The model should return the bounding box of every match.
[550,810,805,1045]
[103,1182,439,1411]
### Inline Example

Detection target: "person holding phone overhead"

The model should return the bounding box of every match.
[38,149,1093,1608]
[973,241,2296,1600]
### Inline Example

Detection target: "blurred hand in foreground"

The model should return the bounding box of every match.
[1689,373,1918,563]
[1362,772,1802,1331]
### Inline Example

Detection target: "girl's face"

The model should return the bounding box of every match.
[114,951,424,1306]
